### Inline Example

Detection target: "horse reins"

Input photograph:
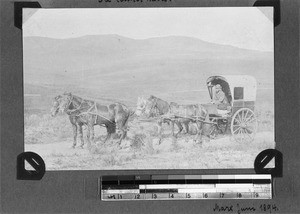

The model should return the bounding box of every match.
[75,101,116,124]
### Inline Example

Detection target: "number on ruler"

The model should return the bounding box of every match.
[237,193,242,198]
[204,193,208,198]
[135,194,141,199]
[170,193,174,198]
[254,192,259,198]
[187,193,191,198]
[108,195,116,199]
[118,194,122,199]
[153,194,157,199]
[220,193,225,198]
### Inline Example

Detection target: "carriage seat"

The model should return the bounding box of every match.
[216,109,230,116]
[203,103,230,117]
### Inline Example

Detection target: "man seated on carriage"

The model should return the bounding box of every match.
[211,84,231,111]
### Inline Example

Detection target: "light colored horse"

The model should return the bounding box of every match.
[135,96,149,117]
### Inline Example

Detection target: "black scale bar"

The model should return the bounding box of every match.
[140,189,178,193]
[102,185,139,190]
[102,179,271,185]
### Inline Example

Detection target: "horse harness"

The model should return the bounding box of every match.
[195,104,208,121]
[64,95,115,125]
[168,104,207,122]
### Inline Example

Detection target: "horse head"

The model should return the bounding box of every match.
[50,95,62,117]
[144,95,158,117]
[50,92,73,116]
[135,96,148,116]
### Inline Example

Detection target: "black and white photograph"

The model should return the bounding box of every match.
[23,7,275,170]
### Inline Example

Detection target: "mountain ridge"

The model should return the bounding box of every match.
[23,34,273,100]
[24,34,272,53]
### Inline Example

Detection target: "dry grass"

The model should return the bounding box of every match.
[25,105,275,170]
[25,113,73,144]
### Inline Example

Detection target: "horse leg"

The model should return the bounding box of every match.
[72,124,77,148]
[90,124,95,144]
[175,121,183,137]
[116,121,124,145]
[103,124,114,143]
[183,121,189,134]
[194,121,203,144]
[103,132,111,143]
[118,129,126,145]
[157,119,163,145]
[78,124,84,148]
[171,120,175,137]
[86,125,92,148]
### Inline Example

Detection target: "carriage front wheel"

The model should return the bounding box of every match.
[230,108,257,143]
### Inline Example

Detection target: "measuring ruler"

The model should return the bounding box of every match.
[101,174,272,200]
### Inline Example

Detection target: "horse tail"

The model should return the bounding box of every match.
[124,108,131,130]
[107,122,116,134]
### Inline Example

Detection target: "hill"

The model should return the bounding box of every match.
[23,35,273,109]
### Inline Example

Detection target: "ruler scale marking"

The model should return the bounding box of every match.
[101,174,272,200]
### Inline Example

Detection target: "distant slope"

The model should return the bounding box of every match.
[23,35,273,105]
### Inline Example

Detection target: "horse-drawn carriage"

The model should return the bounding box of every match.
[205,75,258,143]
[52,75,258,148]
[136,75,258,144]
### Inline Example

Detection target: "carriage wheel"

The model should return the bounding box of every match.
[230,108,257,143]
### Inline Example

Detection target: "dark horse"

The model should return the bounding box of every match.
[50,93,130,148]
[167,102,208,142]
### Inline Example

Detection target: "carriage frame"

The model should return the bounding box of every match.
[205,75,258,143]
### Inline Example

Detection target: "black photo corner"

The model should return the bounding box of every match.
[17,152,45,180]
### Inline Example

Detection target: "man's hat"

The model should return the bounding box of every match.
[215,84,222,89]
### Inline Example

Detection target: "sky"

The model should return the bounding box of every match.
[23,7,273,51]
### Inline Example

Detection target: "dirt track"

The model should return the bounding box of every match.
[25,130,274,170]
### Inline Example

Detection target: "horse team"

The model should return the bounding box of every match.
[51,92,210,148]
[51,93,131,148]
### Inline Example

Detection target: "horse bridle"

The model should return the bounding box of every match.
[147,98,159,116]
[136,99,148,114]
[61,94,84,115]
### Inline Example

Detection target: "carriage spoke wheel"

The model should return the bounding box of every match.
[230,108,257,143]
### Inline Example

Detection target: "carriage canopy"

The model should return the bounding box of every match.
[206,75,257,104]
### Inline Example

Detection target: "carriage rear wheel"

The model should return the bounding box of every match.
[230,108,257,143]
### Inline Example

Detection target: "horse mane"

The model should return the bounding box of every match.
[68,93,95,105]
[72,94,86,103]
[148,95,158,100]
[148,95,162,103]
[169,102,178,107]
[149,95,169,106]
